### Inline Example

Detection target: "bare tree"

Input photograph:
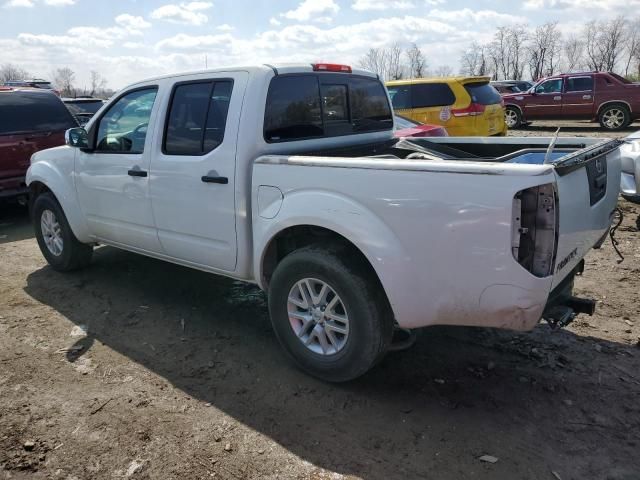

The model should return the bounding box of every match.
[387,43,405,80]
[52,67,76,97]
[624,19,640,76]
[89,70,107,96]
[358,43,406,81]
[585,17,627,72]
[507,25,528,80]
[528,22,561,80]
[459,42,488,77]
[0,63,30,83]
[406,43,427,78]
[433,65,453,77]
[563,36,585,73]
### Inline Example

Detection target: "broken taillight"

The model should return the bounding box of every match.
[512,183,558,277]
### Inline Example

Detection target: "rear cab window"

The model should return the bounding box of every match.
[0,91,77,136]
[264,74,392,142]
[464,82,502,105]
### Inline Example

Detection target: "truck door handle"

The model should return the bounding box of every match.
[554,96,562,101]
[201,175,228,184]
[582,95,592,100]
[128,169,147,177]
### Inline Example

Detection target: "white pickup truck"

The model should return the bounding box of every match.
[27,63,626,381]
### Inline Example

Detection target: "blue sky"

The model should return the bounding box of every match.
[1,0,639,89]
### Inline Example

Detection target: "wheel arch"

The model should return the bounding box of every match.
[504,103,524,116]
[27,163,91,242]
[596,100,632,117]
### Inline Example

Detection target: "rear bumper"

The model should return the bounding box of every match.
[0,176,28,199]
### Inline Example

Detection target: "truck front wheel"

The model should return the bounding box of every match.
[268,246,393,382]
[505,106,522,129]
[33,192,93,272]
[599,104,631,130]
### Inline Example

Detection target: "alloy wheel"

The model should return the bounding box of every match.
[40,209,64,257]
[287,278,350,356]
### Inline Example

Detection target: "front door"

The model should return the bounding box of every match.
[149,72,247,272]
[562,75,595,119]
[524,78,563,120]
[75,86,162,252]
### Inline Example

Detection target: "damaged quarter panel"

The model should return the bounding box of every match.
[253,156,557,331]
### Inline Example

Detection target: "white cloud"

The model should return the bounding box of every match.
[115,14,152,32]
[43,0,74,5]
[281,0,339,22]
[150,2,213,26]
[216,23,234,31]
[4,0,34,6]
[352,0,415,11]
[524,0,640,9]
[427,8,527,25]
[269,17,281,26]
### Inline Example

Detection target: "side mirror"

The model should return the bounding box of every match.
[65,127,89,149]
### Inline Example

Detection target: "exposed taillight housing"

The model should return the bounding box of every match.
[312,63,352,73]
[451,103,485,117]
[512,183,558,277]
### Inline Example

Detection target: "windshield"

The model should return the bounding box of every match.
[65,101,103,115]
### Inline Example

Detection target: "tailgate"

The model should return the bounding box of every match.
[550,139,622,289]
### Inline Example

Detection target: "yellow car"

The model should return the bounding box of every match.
[386,76,507,137]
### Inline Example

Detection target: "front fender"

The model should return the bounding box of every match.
[26,148,91,243]
[253,188,416,326]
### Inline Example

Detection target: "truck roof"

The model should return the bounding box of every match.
[127,63,378,88]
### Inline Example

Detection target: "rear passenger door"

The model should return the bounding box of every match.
[562,75,594,119]
[149,73,247,272]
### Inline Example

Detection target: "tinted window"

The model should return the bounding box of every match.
[265,76,322,142]
[350,77,393,132]
[96,88,157,154]
[411,83,456,108]
[464,82,502,105]
[204,81,233,152]
[321,84,348,123]
[164,80,233,156]
[0,92,77,135]
[264,74,392,142]
[387,85,411,109]
[565,76,593,92]
[535,79,562,94]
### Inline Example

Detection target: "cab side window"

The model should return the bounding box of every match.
[565,76,593,92]
[96,88,157,154]
[535,79,562,94]
[164,79,234,156]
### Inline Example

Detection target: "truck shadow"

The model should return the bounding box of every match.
[0,203,33,244]
[23,247,640,479]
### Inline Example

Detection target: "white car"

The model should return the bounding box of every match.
[620,131,640,204]
[27,63,627,381]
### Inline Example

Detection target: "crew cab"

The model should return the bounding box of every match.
[504,72,640,130]
[27,64,626,382]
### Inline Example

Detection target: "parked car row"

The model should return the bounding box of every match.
[503,72,640,131]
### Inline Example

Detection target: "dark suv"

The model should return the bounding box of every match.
[0,88,77,201]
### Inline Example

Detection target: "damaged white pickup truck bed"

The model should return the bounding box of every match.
[26,64,627,381]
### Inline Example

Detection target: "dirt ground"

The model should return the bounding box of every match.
[1,122,640,480]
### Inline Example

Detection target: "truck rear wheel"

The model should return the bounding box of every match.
[268,246,393,382]
[33,192,93,271]
[599,104,631,130]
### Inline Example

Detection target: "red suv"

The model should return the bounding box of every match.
[0,88,77,201]
[503,72,640,130]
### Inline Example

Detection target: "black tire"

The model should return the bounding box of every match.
[33,192,93,271]
[505,106,523,129]
[268,245,394,382]
[599,103,631,131]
